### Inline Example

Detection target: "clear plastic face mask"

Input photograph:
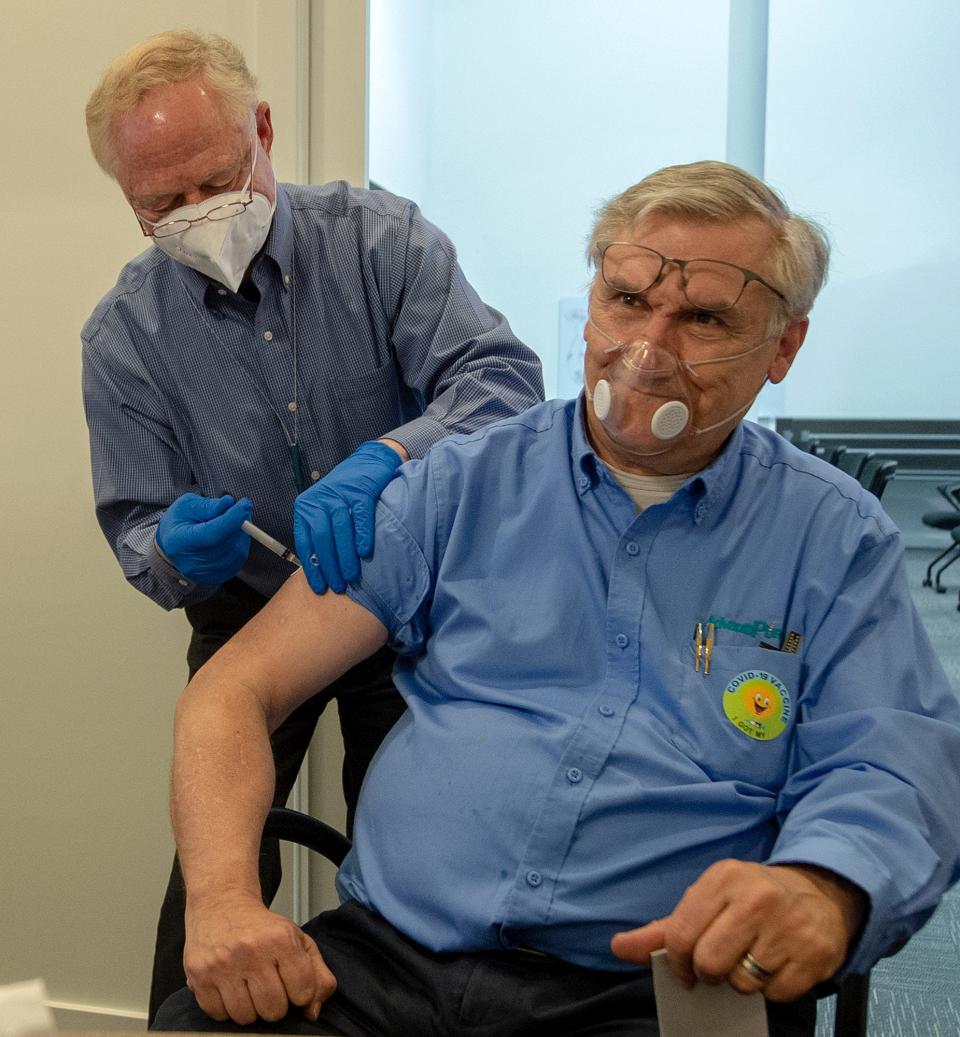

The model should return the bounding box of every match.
[585,315,775,458]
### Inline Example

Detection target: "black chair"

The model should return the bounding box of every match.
[931,524,960,595]
[263,807,870,1037]
[921,484,960,590]
[837,449,875,481]
[828,445,848,467]
[263,805,351,865]
[858,458,897,501]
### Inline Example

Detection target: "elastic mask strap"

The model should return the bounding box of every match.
[691,377,769,436]
[682,332,776,371]
[587,316,627,354]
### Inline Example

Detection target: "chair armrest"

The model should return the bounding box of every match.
[263,807,352,866]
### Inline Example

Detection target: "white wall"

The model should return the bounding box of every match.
[0,0,363,1023]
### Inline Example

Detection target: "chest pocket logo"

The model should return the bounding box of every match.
[723,670,792,741]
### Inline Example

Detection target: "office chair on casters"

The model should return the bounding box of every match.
[921,483,960,591]
[828,445,848,467]
[858,458,897,501]
[262,807,871,1037]
[933,525,960,595]
[837,449,875,482]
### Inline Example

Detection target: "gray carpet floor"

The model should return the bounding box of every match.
[816,547,960,1035]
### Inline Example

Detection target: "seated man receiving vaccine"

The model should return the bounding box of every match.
[156,161,960,1037]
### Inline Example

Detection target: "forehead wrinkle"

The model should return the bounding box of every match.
[126,133,247,210]
[625,214,776,277]
[113,76,248,192]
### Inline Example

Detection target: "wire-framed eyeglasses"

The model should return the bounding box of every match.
[138,135,258,239]
[597,241,787,312]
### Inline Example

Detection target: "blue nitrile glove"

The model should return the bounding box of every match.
[293,441,404,595]
[155,493,253,585]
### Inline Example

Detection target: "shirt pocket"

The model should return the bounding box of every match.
[333,355,403,442]
[670,645,802,791]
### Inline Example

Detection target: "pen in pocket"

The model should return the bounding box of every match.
[693,622,715,675]
[704,622,715,674]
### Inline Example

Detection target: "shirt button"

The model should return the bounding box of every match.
[288,402,297,412]
[217,288,227,296]
[695,502,706,521]
[579,476,590,491]
[566,767,583,784]
[263,330,274,342]
[283,274,291,285]
[526,870,542,888]
[311,470,321,481]
[615,633,629,648]
[625,541,639,556]
[178,578,189,587]
[598,704,615,717]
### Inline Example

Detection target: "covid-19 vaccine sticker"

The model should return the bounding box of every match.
[723,670,792,741]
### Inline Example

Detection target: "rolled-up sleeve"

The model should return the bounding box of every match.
[378,203,544,459]
[345,454,438,653]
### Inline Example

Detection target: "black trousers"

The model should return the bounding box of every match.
[147,579,407,1026]
[153,900,817,1037]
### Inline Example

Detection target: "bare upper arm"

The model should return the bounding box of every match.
[194,570,390,731]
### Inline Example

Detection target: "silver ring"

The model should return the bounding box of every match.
[739,951,774,982]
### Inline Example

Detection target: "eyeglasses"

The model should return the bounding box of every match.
[597,241,787,312]
[138,135,257,239]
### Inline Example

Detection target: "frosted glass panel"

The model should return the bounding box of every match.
[370,0,730,396]
[766,0,960,418]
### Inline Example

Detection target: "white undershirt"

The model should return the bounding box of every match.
[604,464,691,511]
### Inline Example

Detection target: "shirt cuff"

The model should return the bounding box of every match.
[149,539,218,604]
[383,415,450,462]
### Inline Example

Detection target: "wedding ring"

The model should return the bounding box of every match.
[739,951,774,982]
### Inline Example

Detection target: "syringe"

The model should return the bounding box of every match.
[241,520,301,567]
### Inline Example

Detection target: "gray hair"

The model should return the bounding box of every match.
[86,29,259,178]
[587,161,830,319]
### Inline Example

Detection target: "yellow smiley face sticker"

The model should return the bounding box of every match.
[723,670,792,741]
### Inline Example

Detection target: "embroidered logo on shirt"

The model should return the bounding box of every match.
[723,670,792,741]
[707,614,783,642]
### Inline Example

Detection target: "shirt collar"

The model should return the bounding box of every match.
[570,393,744,524]
[172,184,293,305]
[260,183,294,278]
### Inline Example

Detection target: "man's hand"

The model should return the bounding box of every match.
[611,860,867,1002]
[156,492,252,584]
[184,890,336,1025]
[293,440,404,595]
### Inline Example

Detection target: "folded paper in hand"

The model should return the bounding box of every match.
[652,949,768,1037]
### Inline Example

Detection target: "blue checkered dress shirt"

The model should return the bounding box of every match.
[82,182,544,607]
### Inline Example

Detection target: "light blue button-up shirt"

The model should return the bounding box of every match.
[82,183,543,607]
[339,397,960,976]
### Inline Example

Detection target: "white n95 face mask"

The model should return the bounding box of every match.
[146,141,276,293]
